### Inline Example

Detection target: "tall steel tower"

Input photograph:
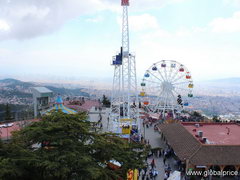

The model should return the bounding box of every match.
[110,0,140,136]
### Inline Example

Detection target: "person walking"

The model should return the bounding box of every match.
[151,159,156,169]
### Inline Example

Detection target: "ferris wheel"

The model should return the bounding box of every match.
[140,60,193,118]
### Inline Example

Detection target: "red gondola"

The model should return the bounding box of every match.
[143,101,149,105]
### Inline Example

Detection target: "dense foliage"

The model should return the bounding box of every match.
[0,112,148,180]
[0,104,33,122]
[102,95,111,108]
[4,104,13,121]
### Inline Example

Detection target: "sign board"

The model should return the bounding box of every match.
[120,118,133,122]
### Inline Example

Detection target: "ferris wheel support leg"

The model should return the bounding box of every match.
[172,108,175,119]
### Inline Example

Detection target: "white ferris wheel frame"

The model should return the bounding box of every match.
[141,60,193,118]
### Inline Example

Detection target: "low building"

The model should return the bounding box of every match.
[159,122,240,174]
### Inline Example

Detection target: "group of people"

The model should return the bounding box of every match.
[92,113,103,131]
[139,159,159,180]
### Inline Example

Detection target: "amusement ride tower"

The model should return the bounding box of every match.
[110,0,140,137]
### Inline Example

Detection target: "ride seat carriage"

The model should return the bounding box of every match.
[112,53,122,65]
[152,66,157,71]
[186,75,191,79]
[140,92,145,96]
[179,67,184,72]
[161,63,166,68]
[188,84,194,88]
[144,73,150,78]
[143,101,149,105]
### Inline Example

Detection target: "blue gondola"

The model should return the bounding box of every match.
[144,73,150,78]
[171,64,176,68]
[184,102,189,106]
[152,66,157,71]
[161,63,166,68]
[112,54,122,65]
[112,47,123,65]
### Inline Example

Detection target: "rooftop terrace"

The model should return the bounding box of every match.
[182,122,240,145]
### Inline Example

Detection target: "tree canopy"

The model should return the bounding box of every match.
[102,95,111,108]
[4,104,13,121]
[0,112,148,180]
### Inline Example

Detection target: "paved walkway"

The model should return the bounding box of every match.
[142,123,179,180]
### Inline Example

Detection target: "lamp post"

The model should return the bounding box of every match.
[143,123,146,139]
[6,126,8,141]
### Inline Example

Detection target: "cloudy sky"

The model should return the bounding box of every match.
[0,0,240,85]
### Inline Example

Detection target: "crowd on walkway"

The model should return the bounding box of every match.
[137,119,188,180]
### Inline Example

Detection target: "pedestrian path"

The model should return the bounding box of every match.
[142,124,179,180]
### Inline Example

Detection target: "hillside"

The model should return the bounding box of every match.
[0,78,89,105]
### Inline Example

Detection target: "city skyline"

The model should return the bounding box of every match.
[0,0,240,83]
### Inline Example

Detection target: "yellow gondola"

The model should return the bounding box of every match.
[188,84,194,88]
[140,92,145,96]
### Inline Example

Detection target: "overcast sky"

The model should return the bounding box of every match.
[0,0,240,85]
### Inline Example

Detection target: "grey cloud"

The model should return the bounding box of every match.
[0,0,105,40]
[0,0,174,41]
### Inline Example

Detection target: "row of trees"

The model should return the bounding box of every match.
[0,104,34,122]
[101,95,142,109]
[0,112,148,180]
[101,95,111,108]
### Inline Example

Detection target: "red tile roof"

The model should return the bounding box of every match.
[183,122,240,145]
[159,123,240,166]
[65,100,100,112]
[0,119,39,140]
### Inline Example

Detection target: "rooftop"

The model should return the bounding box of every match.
[0,119,39,140]
[32,87,53,93]
[183,122,240,145]
[159,123,240,166]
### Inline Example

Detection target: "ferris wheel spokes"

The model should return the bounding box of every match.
[148,70,164,82]
[167,62,175,82]
[172,81,189,86]
[168,65,181,83]
[171,72,187,84]
[143,78,161,85]
[156,68,167,82]
[152,89,164,112]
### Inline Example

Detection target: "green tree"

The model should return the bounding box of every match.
[102,95,111,108]
[212,115,220,122]
[5,104,13,122]
[0,112,147,180]
[192,111,202,117]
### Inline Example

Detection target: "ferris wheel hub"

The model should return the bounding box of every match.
[162,81,174,92]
